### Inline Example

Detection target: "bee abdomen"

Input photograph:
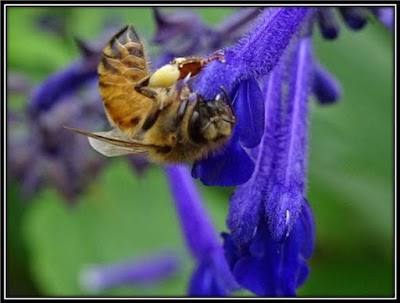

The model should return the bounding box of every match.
[98,25,148,81]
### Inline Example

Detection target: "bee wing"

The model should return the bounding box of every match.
[64,126,157,157]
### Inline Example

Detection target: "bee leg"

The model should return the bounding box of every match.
[176,98,189,125]
[137,86,158,99]
[135,76,158,99]
[141,103,162,131]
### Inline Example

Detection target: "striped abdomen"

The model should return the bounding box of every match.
[97,25,152,138]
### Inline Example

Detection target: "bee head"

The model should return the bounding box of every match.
[188,89,236,144]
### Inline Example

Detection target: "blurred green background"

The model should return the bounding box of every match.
[6,7,394,297]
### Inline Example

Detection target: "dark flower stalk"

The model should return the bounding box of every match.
[165,165,238,296]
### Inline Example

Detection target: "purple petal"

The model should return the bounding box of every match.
[226,181,263,246]
[226,61,284,246]
[316,8,340,40]
[298,199,316,260]
[312,61,342,104]
[188,251,239,296]
[189,261,222,296]
[265,37,312,241]
[231,219,297,297]
[221,232,241,269]
[278,37,312,191]
[191,136,254,186]
[234,78,265,148]
[295,259,310,288]
[264,184,304,242]
[338,7,368,30]
[224,203,316,296]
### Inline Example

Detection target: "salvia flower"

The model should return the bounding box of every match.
[191,8,311,187]
[165,165,238,296]
[79,252,180,293]
[176,6,384,296]
[223,200,315,296]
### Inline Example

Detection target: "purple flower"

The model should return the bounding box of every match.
[79,252,180,293]
[191,8,311,187]
[177,7,323,296]
[223,200,315,296]
[165,165,238,296]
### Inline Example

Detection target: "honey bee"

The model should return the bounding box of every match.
[65,24,235,164]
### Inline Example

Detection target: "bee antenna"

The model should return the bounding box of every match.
[219,86,235,106]
[182,72,192,85]
[176,72,192,93]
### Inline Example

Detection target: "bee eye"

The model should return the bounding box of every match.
[188,110,205,144]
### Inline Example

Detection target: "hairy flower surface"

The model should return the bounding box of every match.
[183,8,313,296]
[222,34,316,295]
